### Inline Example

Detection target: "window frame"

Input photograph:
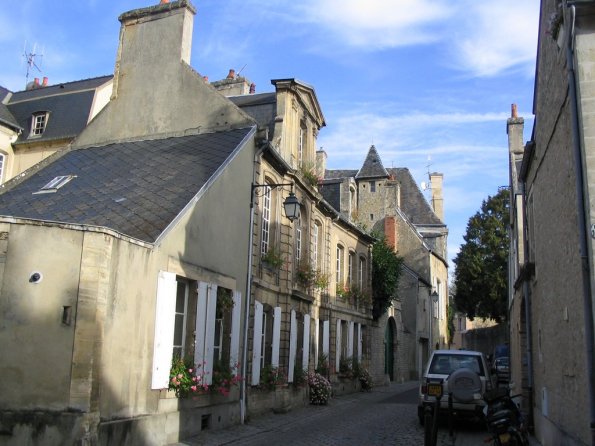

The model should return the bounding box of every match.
[261,185,272,255]
[336,244,344,285]
[30,112,49,137]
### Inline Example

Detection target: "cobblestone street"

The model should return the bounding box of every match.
[173,382,506,446]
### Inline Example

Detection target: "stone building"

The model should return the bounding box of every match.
[320,145,449,381]
[215,74,376,410]
[0,76,113,184]
[0,2,258,444]
[507,1,595,444]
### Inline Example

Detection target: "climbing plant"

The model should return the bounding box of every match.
[371,234,403,319]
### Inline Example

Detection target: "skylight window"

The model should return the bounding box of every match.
[33,175,76,194]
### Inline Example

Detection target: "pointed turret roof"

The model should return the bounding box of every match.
[355,145,389,179]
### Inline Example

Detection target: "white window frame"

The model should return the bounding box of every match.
[30,112,48,137]
[0,153,4,185]
[298,126,305,167]
[261,185,272,255]
[296,216,302,262]
[348,251,354,285]
[336,245,344,284]
[172,280,190,358]
[313,222,320,269]
[358,257,365,288]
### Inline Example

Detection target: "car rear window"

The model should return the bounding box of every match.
[428,354,485,376]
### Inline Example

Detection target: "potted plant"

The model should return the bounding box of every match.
[261,246,285,271]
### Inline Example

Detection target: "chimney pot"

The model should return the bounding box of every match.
[249,83,256,94]
[203,76,209,82]
[227,69,235,79]
[511,103,518,119]
[34,77,40,87]
[42,77,48,86]
[160,0,169,3]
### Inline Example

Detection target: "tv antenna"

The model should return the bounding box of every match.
[420,155,433,194]
[23,42,44,87]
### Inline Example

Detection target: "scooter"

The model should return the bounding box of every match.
[483,387,529,446]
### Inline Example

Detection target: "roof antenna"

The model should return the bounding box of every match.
[23,41,44,88]
[237,64,247,77]
[420,155,433,195]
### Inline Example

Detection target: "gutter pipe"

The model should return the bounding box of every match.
[565,3,595,442]
[239,141,266,424]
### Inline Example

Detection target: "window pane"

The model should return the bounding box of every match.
[173,313,184,346]
[175,282,186,313]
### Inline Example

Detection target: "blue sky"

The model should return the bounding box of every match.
[0,0,539,270]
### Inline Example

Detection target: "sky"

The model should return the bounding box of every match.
[0,0,540,271]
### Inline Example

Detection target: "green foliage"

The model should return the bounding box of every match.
[261,246,285,270]
[453,188,510,322]
[371,234,404,319]
[296,261,329,290]
[260,365,285,390]
[292,364,307,389]
[307,372,332,405]
[447,296,455,346]
[315,353,329,377]
[300,163,320,188]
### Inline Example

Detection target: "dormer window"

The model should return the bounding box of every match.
[30,112,49,137]
[33,175,75,194]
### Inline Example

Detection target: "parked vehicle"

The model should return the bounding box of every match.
[493,357,510,382]
[484,387,528,445]
[418,349,496,424]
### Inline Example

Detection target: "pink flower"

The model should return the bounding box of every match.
[177,373,183,379]
[191,386,197,392]
[188,368,193,373]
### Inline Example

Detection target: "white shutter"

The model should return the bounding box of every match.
[230,290,242,374]
[347,321,354,359]
[335,319,342,371]
[302,314,310,370]
[204,284,218,385]
[194,282,209,373]
[251,301,263,386]
[357,323,362,362]
[151,271,177,389]
[288,310,297,382]
[314,318,320,369]
[272,307,282,368]
[322,320,330,357]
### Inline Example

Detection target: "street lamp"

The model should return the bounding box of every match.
[240,181,300,424]
[430,290,439,353]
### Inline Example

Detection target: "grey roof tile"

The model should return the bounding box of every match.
[0,127,253,243]
[356,145,389,179]
[388,167,443,226]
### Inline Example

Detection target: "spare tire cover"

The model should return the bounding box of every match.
[447,368,482,403]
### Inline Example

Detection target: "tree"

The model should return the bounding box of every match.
[371,235,404,319]
[453,188,509,322]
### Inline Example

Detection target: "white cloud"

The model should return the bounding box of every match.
[450,1,540,77]
[296,0,453,48]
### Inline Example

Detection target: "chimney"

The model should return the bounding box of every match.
[384,216,398,251]
[316,148,327,180]
[507,103,524,155]
[211,69,252,96]
[429,173,444,221]
[34,78,40,88]
[113,1,196,99]
[249,83,256,94]
[227,69,236,79]
[42,77,48,87]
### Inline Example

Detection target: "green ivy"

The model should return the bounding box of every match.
[371,234,403,319]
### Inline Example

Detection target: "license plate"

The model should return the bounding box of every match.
[427,382,443,398]
[498,432,511,443]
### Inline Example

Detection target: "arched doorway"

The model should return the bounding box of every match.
[384,317,396,381]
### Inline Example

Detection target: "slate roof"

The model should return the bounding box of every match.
[229,92,276,135]
[356,145,389,179]
[323,166,444,226]
[0,86,20,131]
[387,167,443,226]
[0,127,254,243]
[6,75,113,144]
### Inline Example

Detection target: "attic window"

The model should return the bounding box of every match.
[30,112,49,137]
[33,175,76,194]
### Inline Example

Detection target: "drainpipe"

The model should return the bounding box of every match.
[565,3,595,442]
[239,141,266,424]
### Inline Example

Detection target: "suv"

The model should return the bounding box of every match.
[418,349,495,424]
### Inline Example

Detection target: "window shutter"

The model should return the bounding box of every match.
[194,282,209,375]
[322,320,330,357]
[335,319,342,371]
[314,318,320,369]
[272,306,282,368]
[203,284,218,385]
[302,314,310,370]
[251,301,263,386]
[288,310,297,382]
[230,290,242,374]
[357,323,362,362]
[151,271,177,389]
[347,321,354,359]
